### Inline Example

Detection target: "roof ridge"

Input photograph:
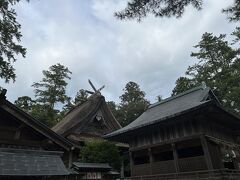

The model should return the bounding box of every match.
[61,96,104,136]
[104,100,213,139]
[148,85,209,109]
[0,148,64,156]
[64,93,103,117]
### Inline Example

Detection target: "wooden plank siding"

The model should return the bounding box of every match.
[132,164,151,176]
[178,156,207,172]
[152,160,175,174]
[129,118,202,149]
[128,114,239,177]
[128,117,237,150]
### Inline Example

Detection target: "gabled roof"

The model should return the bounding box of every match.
[52,93,121,136]
[0,148,69,176]
[104,85,220,139]
[0,93,74,151]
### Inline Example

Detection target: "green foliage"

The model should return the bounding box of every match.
[172,29,240,115]
[115,0,202,21]
[30,104,59,127]
[74,89,89,105]
[31,63,71,126]
[61,89,89,117]
[223,0,240,22]
[14,96,36,112]
[14,64,72,127]
[117,0,239,22]
[0,0,27,82]
[14,96,58,126]
[172,77,198,96]
[107,101,125,125]
[80,141,121,170]
[107,101,119,117]
[32,63,72,108]
[114,81,150,127]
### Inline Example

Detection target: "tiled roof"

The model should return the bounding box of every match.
[0,148,69,176]
[73,162,111,169]
[105,86,218,139]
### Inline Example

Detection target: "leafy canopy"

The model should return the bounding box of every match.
[172,28,240,115]
[32,63,72,108]
[15,64,72,127]
[80,140,122,170]
[223,0,240,22]
[61,89,89,117]
[112,81,150,127]
[116,0,239,22]
[14,96,36,112]
[0,0,27,82]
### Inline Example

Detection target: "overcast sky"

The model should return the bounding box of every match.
[0,0,236,104]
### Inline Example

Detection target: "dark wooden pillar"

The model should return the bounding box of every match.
[200,135,213,170]
[172,143,180,173]
[120,159,125,178]
[68,150,73,168]
[148,148,153,174]
[129,151,134,176]
[216,144,224,169]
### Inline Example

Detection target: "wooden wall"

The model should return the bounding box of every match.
[128,112,240,177]
[128,115,237,150]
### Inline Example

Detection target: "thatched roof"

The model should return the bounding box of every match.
[52,93,121,137]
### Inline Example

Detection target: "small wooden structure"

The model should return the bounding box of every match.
[105,86,240,179]
[72,162,119,180]
[0,90,75,179]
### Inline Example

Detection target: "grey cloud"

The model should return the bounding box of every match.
[1,0,236,105]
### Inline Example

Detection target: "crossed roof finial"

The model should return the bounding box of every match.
[86,79,105,95]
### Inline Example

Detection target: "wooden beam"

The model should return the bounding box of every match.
[68,150,73,168]
[14,124,25,140]
[148,148,153,175]
[98,85,105,92]
[130,134,202,151]
[0,139,49,148]
[88,79,97,92]
[129,151,134,176]
[172,143,180,173]
[120,159,125,178]
[200,135,213,170]
[0,126,17,131]
[86,90,94,94]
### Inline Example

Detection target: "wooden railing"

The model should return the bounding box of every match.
[130,169,240,180]
[152,160,175,174]
[178,156,207,172]
[132,164,151,176]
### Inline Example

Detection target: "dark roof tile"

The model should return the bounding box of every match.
[105,86,218,139]
[73,162,111,169]
[0,148,69,176]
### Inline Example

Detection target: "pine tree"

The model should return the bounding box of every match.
[14,96,36,113]
[117,81,150,126]
[0,0,27,82]
[172,28,240,115]
[116,0,239,22]
[31,63,72,126]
